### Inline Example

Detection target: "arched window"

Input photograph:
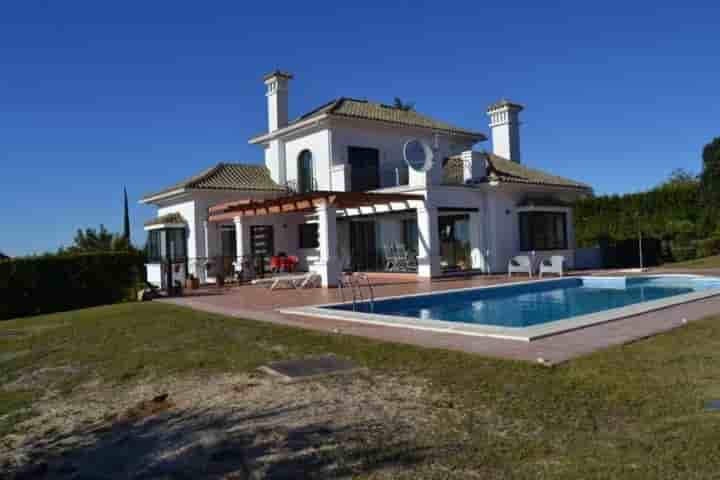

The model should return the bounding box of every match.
[297,150,314,193]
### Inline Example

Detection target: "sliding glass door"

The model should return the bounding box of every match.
[439,215,471,271]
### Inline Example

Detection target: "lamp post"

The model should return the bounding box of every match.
[636,212,644,270]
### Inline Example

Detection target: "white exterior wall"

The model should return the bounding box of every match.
[483,186,578,273]
[284,129,332,189]
[147,189,282,282]
[331,121,475,191]
[146,263,162,287]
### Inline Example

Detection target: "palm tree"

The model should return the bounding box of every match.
[393,97,415,112]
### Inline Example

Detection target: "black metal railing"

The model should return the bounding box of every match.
[282,177,318,194]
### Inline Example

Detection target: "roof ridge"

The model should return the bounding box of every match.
[187,163,224,188]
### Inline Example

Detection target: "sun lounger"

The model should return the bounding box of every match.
[252,272,321,290]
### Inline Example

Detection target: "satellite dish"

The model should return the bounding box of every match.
[403,139,434,172]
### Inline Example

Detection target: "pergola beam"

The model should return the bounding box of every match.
[207,191,424,223]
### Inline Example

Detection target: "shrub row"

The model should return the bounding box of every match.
[0,251,145,320]
[598,237,663,268]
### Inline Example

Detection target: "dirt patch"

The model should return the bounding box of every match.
[114,393,174,425]
[1,369,459,478]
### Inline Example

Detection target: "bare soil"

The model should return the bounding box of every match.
[2,370,456,479]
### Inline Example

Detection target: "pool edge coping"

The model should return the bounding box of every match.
[279,275,720,342]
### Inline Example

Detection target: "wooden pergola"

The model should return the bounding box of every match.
[208,191,425,222]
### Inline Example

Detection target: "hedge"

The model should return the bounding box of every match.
[599,237,663,268]
[574,181,704,248]
[0,251,145,320]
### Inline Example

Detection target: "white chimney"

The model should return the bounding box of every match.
[487,99,523,163]
[264,70,293,132]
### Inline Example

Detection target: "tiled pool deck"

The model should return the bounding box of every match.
[159,269,720,365]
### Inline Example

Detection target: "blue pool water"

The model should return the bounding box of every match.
[326,276,720,328]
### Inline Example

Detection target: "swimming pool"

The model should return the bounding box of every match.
[283,275,720,341]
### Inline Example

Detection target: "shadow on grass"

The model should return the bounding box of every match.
[10,401,431,479]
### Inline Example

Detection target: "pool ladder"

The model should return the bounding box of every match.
[338,273,375,312]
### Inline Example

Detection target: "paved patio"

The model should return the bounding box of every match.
[159,270,720,365]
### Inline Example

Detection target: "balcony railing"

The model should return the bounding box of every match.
[381,166,409,188]
[282,177,318,194]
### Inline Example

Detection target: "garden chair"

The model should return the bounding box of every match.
[383,244,398,271]
[508,255,533,277]
[394,244,411,272]
[539,256,565,277]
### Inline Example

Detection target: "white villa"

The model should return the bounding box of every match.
[141,70,591,288]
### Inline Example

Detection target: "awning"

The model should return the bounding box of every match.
[208,191,425,222]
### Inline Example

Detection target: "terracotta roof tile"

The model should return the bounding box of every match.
[288,98,485,138]
[144,212,186,226]
[142,163,284,201]
[443,153,591,191]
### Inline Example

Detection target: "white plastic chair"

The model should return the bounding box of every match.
[539,256,565,277]
[383,244,398,271]
[508,255,533,277]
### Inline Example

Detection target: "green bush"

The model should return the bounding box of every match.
[0,251,145,320]
[670,244,698,262]
[574,180,703,248]
[696,237,720,259]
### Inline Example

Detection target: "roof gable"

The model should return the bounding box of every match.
[254,97,486,140]
[141,163,284,202]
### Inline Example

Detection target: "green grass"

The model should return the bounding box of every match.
[4,302,720,478]
[664,254,720,269]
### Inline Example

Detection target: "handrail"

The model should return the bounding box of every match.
[337,273,374,313]
[358,273,375,312]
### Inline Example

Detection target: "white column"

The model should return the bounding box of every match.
[313,202,339,287]
[233,216,246,275]
[417,205,440,278]
[201,220,210,283]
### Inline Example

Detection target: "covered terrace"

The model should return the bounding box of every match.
[207,191,428,286]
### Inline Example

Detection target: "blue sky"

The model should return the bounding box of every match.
[1,1,718,256]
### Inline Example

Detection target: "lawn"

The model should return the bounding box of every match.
[3,301,720,478]
[663,254,720,269]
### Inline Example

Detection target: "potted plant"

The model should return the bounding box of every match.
[185,274,200,290]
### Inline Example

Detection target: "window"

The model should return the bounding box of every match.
[166,228,187,261]
[348,146,380,191]
[519,212,567,251]
[299,223,319,249]
[298,150,314,193]
[147,230,162,262]
[145,228,187,262]
[402,219,418,251]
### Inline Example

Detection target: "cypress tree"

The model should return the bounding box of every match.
[122,187,131,243]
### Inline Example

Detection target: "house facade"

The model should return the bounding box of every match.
[141,71,591,288]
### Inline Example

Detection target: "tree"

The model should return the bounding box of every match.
[63,225,132,254]
[700,137,720,231]
[69,225,115,252]
[664,168,698,187]
[0,252,9,260]
[702,137,720,186]
[122,187,131,243]
[392,97,415,112]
